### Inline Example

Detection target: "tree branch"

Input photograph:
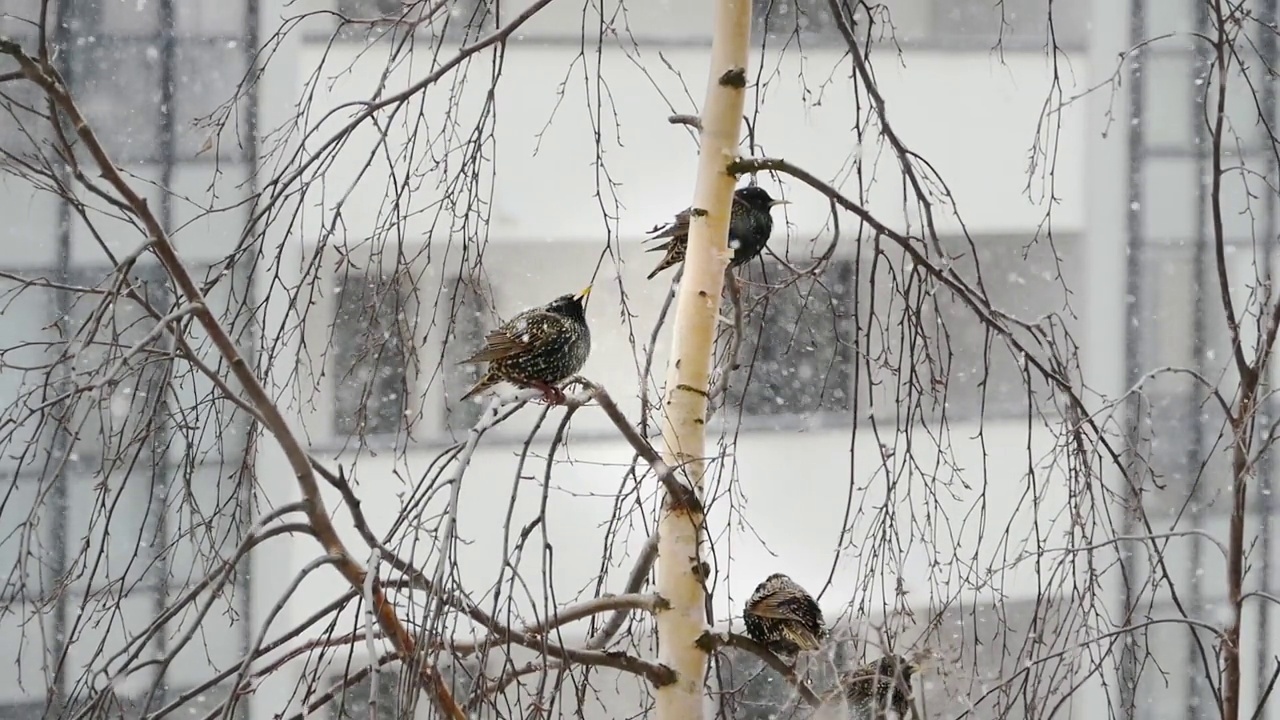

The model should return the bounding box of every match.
[573,379,703,513]
[695,631,823,707]
[449,592,667,655]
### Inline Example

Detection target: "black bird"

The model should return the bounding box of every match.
[458,286,592,405]
[645,185,789,281]
[742,573,827,658]
[839,655,920,720]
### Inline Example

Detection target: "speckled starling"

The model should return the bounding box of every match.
[458,286,592,405]
[840,655,920,720]
[645,185,789,281]
[743,573,827,658]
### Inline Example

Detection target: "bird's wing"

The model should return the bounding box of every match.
[752,591,823,623]
[457,311,555,363]
[645,208,690,241]
[746,592,796,619]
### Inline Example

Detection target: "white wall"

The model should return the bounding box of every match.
[285,43,1087,245]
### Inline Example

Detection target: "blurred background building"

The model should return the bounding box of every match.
[0,0,1277,718]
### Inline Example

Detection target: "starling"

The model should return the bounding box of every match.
[458,286,592,405]
[644,185,789,281]
[742,573,828,658]
[839,655,920,720]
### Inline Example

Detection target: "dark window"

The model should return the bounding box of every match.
[337,0,410,18]
[753,0,849,40]
[173,43,251,161]
[332,270,414,438]
[0,700,59,720]
[61,267,171,468]
[752,0,1089,48]
[731,258,856,419]
[328,659,479,719]
[928,234,1075,422]
[334,0,495,37]
[441,276,493,433]
[175,0,249,37]
[712,646,836,719]
[69,39,164,164]
[931,0,1088,46]
[1130,604,1220,720]
[68,0,159,36]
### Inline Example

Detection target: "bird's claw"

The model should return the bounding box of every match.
[533,383,566,405]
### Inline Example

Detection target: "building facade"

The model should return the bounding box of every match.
[2,0,1277,718]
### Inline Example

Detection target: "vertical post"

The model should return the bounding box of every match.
[652,0,753,717]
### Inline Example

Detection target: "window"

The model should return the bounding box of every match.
[337,0,411,18]
[754,0,845,39]
[175,0,249,37]
[67,0,159,37]
[1127,240,1240,514]
[752,0,1088,48]
[0,0,54,57]
[899,599,1079,717]
[333,0,495,37]
[69,39,164,164]
[730,258,855,420]
[331,269,414,438]
[725,236,1074,426]
[928,234,1075,422]
[0,701,57,720]
[1128,604,1220,720]
[327,658,479,719]
[441,276,494,434]
[930,0,1087,46]
[173,44,251,161]
[61,267,171,470]
[713,647,808,719]
[329,670,405,720]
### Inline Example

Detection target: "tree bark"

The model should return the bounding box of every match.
[652,0,753,717]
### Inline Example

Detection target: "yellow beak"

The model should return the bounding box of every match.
[576,285,593,302]
[770,199,791,207]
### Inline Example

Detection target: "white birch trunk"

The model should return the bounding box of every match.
[652,0,754,717]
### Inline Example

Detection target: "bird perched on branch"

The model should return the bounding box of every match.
[644,185,789,281]
[743,573,827,658]
[458,286,592,405]
[839,655,921,720]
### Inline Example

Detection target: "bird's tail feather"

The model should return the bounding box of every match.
[783,625,822,651]
[460,372,499,402]
[646,223,681,240]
